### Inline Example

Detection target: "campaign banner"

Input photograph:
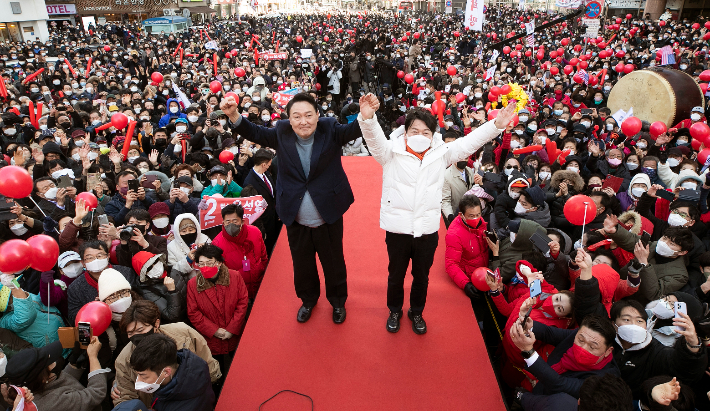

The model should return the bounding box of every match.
[465,0,484,31]
[262,52,288,60]
[272,88,300,106]
[199,195,266,230]
[556,0,583,8]
[205,40,219,50]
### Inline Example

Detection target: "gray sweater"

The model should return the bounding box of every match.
[295,133,325,227]
[33,363,107,411]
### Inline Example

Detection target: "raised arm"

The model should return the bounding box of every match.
[357,93,393,165]
[443,103,513,165]
[220,96,278,148]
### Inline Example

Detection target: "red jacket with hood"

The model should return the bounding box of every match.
[445,215,490,290]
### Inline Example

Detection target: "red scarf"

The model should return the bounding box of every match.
[84,271,99,291]
[550,343,613,375]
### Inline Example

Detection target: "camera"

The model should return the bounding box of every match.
[119,224,138,241]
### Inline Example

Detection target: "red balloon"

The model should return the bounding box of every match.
[500,84,512,95]
[615,63,625,73]
[621,116,642,136]
[487,109,499,121]
[588,76,599,86]
[75,301,113,336]
[492,33,497,40]
[150,72,163,83]
[0,166,32,199]
[515,44,523,51]
[76,192,98,211]
[550,51,558,58]
[690,122,710,142]
[404,74,414,84]
[569,58,579,66]
[510,114,519,127]
[447,65,457,76]
[209,81,222,94]
[0,239,32,274]
[234,67,246,77]
[414,32,420,39]
[557,48,564,56]
[704,33,710,41]
[626,14,632,19]
[397,70,405,79]
[455,93,466,104]
[111,112,128,130]
[624,64,634,74]
[563,195,596,226]
[536,52,545,60]
[488,92,498,102]
[699,148,710,165]
[219,150,234,164]
[659,20,666,26]
[692,138,704,151]
[401,36,408,42]
[616,18,622,24]
[705,22,710,29]
[470,267,491,291]
[563,65,573,75]
[103,45,111,52]
[561,38,569,46]
[579,61,588,69]
[454,31,460,37]
[503,46,511,54]
[525,50,532,57]
[574,44,582,52]
[699,70,710,82]
[573,73,584,84]
[224,52,232,59]
[598,42,606,49]
[490,86,502,96]
[224,92,240,105]
[616,50,626,58]
[693,23,701,30]
[556,56,563,63]
[314,83,321,91]
[324,36,329,42]
[701,83,709,94]
[26,235,59,272]
[338,28,343,33]
[296,35,303,43]
[650,121,667,138]
[550,66,559,75]
[509,51,517,58]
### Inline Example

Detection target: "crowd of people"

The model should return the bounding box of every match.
[0,4,707,411]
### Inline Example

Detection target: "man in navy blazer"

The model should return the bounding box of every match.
[220,92,364,324]
[243,148,281,255]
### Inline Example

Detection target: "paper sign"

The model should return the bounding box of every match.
[300,49,313,58]
[205,40,219,50]
[199,195,266,230]
[262,52,288,60]
[272,88,301,106]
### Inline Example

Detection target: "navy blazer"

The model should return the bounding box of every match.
[244,168,277,227]
[231,117,362,226]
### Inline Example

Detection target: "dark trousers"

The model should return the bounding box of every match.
[286,218,347,308]
[385,231,439,315]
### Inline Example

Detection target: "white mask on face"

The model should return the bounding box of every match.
[134,369,167,393]
[44,187,58,200]
[667,158,681,167]
[187,115,198,123]
[519,116,528,122]
[175,126,187,133]
[40,124,48,130]
[219,119,227,127]
[617,324,648,344]
[626,162,639,170]
[510,140,521,148]
[504,167,514,176]
[10,224,27,236]
[514,202,528,214]
[88,152,98,161]
[109,296,132,315]
[655,239,677,257]
[152,217,169,229]
[607,124,614,131]
[539,171,551,180]
[667,212,688,227]
[681,181,697,190]
[211,178,221,187]
[85,258,108,272]
[261,115,271,122]
[406,134,431,153]
[147,262,164,279]
[650,299,676,319]
[691,113,702,121]
[0,354,7,378]
[170,106,179,114]
[509,191,521,199]
[567,166,579,173]
[61,263,83,279]
[72,153,81,161]
[631,187,646,198]
[510,232,516,243]
[180,187,191,195]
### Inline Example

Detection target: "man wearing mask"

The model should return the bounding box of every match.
[672,106,707,129]
[67,240,138,324]
[358,93,514,334]
[105,171,156,226]
[116,209,168,268]
[442,155,475,228]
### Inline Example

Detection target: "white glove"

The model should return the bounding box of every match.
[0,274,16,289]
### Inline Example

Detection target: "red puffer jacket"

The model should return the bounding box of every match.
[187,265,249,355]
[212,224,268,301]
[445,215,490,290]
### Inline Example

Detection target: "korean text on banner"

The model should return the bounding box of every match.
[465,0,484,31]
[199,195,267,230]
[272,88,301,107]
[556,0,583,7]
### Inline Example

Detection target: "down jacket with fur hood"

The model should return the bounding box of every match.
[132,251,188,323]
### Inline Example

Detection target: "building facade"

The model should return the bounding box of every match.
[0,0,51,42]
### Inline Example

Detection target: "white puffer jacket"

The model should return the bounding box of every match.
[358,113,503,237]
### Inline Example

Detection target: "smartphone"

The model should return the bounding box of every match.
[674,301,687,331]
[56,175,72,189]
[77,321,92,347]
[530,232,552,254]
[602,175,624,193]
[581,108,593,115]
[87,173,101,192]
[656,189,675,202]
[141,175,157,189]
[98,214,109,226]
[529,279,542,298]
[484,172,502,183]
[127,179,139,192]
[485,230,498,243]
[678,189,700,202]
[521,305,534,332]
[640,232,651,248]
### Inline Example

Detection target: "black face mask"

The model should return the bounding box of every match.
[154,138,167,148]
[60,122,71,129]
[129,327,155,346]
[456,161,468,169]
[181,232,197,245]
[248,113,258,121]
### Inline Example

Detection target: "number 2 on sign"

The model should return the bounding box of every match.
[204,198,217,222]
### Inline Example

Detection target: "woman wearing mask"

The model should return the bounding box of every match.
[618,173,652,211]
[187,244,248,378]
[492,171,530,237]
[132,251,187,324]
[548,169,585,228]
[4,338,106,411]
[167,214,211,281]
[625,154,641,177]
[39,251,83,319]
[513,186,551,227]
[646,293,703,347]
[5,203,42,241]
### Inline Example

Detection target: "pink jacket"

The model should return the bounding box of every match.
[445,215,490,290]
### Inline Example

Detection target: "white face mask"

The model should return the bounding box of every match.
[539,171,551,180]
[504,167,514,176]
[616,324,648,344]
[40,124,48,130]
[128,156,139,163]
[567,166,579,173]
[85,258,109,272]
[650,299,676,319]
[187,115,199,123]
[72,153,81,161]
[61,263,83,279]
[667,212,688,227]
[581,121,591,128]
[135,368,167,394]
[175,126,187,133]
[510,140,521,148]
[545,128,556,135]
[445,121,454,127]
[681,181,697,190]
[147,262,164,279]
[655,239,677,258]
[170,106,179,114]
[667,158,681,167]
[514,202,528,214]
[88,152,98,161]
[691,113,702,121]
[0,354,6,378]
[606,124,614,131]
[219,119,227,127]
[519,116,528,123]
[626,162,639,170]
[153,217,169,229]
[44,186,58,200]
[261,115,271,122]
[406,134,431,153]
[211,178,221,187]
[631,187,646,198]
[509,191,521,199]
[180,187,191,195]
[10,224,27,236]
[510,232,516,243]
[109,296,132,315]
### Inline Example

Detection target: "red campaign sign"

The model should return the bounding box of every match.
[262,52,288,60]
[199,195,267,230]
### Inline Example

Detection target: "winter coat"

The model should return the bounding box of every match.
[547,170,585,218]
[158,98,187,128]
[492,172,529,236]
[342,137,369,156]
[165,197,200,219]
[151,349,215,411]
[67,265,138,325]
[659,162,707,189]
[0,293,65,350]
[200,180,242,198]
[444,216,489,289]
[359,114,503,237]
[327,68,342,95]
[587,156,632,192]
[441,165,475,219]
[167,214,211,281]
[132,251,187,324]
[113,322,222,407]
[32,362,106,411]
[187,265,249,355]
[116,234,168,268]
[211,224,268,301]
[617,173,651,211]
[104,192,156,226]
[490,219,548,282]
[545,228,573,291]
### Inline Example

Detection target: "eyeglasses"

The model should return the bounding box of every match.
[84,253,108,263]
[671,210,690,220]
[197,260,218,268]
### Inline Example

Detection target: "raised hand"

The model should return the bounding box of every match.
[494,102,517,130]
[220,96,240,122]
[359,93,380,120]
[602,214,618,234]
[651,377,681,406]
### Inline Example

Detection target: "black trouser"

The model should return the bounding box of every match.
[385,231,439,315]
[286,218,347,308]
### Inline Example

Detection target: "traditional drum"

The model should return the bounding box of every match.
[607,67,704,127]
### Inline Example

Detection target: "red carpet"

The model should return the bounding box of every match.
[216,157,506,411]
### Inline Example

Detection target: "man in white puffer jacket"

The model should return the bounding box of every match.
[357,93,516,334]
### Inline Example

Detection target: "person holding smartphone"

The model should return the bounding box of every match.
[105,171,156,226]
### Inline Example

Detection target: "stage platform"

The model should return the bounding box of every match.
[216,157,506,411]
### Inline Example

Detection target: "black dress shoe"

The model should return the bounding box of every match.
[386,310,403,333]
[297,305,314,323]
[333,307,346,324]
[408,308,427,335]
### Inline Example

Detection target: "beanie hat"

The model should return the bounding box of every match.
[509,219,521,233]
[98,268,131,302]
[525,186,546,208]
[148,202,170,219]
